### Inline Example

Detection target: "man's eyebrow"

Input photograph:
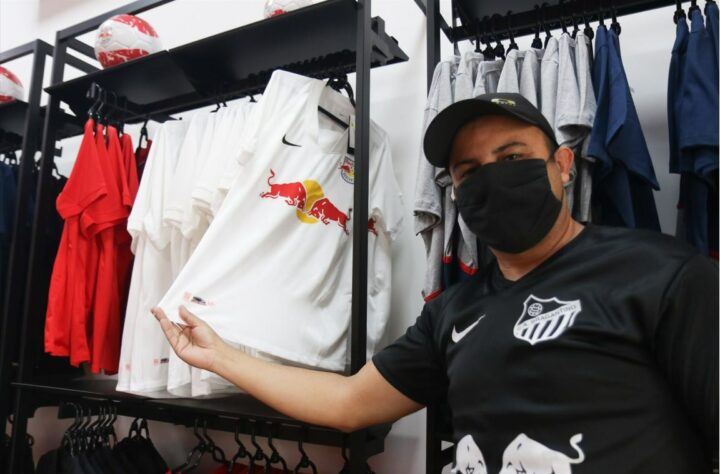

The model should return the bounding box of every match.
[492,141,527,154]
[450,158,478,172]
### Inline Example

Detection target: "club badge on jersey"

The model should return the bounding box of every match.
[513,295,583,345]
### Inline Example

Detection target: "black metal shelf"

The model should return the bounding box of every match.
[0,101,83,153]
[450,0,675,43]
[45,0,408,122]
[13,377,390,452]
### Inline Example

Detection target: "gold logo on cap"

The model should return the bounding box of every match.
[491,98,516,106]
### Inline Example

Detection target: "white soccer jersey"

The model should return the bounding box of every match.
[117,120,189,394]
[158,70,403,371]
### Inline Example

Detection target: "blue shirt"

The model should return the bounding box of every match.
[588,25,660,230]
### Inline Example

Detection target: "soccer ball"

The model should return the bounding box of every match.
[94,14,162,69]
[263,0,313,18]
[0,66,23,103]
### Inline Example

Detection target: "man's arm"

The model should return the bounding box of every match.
[153,306,423,432]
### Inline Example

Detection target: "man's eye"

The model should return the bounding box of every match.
[502,154,522,161]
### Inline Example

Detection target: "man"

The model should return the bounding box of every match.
[153,93,718,473]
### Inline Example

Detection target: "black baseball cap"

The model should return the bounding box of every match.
[423,92,558,168]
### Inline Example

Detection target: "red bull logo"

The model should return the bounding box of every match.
[259,169,352,234]
[338,156,355,184]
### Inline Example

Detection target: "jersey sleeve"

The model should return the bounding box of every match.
[372,302,447,406]
[369,131,404,240]
[652,254,719,459]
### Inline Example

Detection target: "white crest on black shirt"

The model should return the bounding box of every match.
[514,295,582,345]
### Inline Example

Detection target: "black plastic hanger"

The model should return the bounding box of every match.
[675,0,687,22]
[293,429,317,474]
[571,5,581,38]
[481,18,496,60]
[610,4,621,35]
[532,5,544,49]
[247,420,270,474]
[506,11,519,51]
[582,1,595,40]
[541,3,553,47]
[228,420,251,473]
[491,15,506,59]
[267,424,289,473]
[559,0,569,34]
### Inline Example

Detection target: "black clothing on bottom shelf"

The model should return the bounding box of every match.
[35,416,167,474]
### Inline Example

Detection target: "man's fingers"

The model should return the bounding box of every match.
[179,305,202,327]
[151,307,167,322]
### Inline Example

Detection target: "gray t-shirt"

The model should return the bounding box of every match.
[520,48,543,107]
[414,59,456,299]
[472,59,505,97]
[497,49,525,94]
[455,51,483,102]
[540,36,560,130]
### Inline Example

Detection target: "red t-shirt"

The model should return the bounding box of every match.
[45,119,106,362]
[89,126,130,373]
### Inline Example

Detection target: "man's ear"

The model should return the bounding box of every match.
[553,146,575,184]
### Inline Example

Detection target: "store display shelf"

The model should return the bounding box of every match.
[451,0,675,43]
[12,377,390,451]
[44,0,408,122]
[44,51,201,122]
[0,101,83,153]
[169,0,407,95]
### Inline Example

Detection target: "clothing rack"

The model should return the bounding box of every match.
[0,39,86,457]
[3,0,408,472]
[413,0,679,471]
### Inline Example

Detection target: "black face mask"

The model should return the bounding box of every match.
[455,158,563,253]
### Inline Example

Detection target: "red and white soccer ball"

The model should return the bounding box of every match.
[94,14,162,69]
[0,66,24,103]
[263,0,313,18]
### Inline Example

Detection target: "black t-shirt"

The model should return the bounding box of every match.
[373,225,718,474]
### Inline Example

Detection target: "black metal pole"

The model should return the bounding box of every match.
[426,0,441,92]
[0,39,47,469]
[425,0,442,471]
[7,33,68,472]
[348,0,372,471]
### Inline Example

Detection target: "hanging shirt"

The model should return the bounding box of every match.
[373,225,718,474]
[540,36,560,129]
[454,51,483,101]
[117,120,189,394]
[88,126,128,374]
[45,119,106,364]
[587,25,660,230]
[158,70,403,371]
[0,162,17,311]
[472,59,504,97]
[572,30,598,223]
[415,60,455,301]
[519,48,543,107]
[497,49,525,95]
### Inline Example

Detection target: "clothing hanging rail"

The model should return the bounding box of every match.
[0,39,87,466]
[4,0,407,472]
[412,0,698,471]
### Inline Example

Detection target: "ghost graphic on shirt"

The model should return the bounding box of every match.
[499,433,585,474]
[451,434,488,474]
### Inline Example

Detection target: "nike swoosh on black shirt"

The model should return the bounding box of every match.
[282,134,301,147]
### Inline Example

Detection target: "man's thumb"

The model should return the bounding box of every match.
[179,305,202,326]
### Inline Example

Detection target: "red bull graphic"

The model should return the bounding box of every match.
[259,169,307,209]
[260,169,352,234]
[307,198,352,234]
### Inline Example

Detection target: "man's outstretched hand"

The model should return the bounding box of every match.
[151,305,225,372]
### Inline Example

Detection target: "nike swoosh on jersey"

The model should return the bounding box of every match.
[451,315,486,343]
[282,134,301,147]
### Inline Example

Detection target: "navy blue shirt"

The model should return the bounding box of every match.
[587,26,660,230]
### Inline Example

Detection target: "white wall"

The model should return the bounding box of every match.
[1,0,680,472]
